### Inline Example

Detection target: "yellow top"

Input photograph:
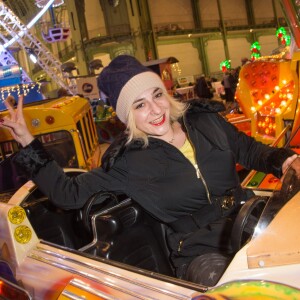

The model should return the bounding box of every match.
[179,138,196,166]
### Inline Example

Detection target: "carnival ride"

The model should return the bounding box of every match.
[0,133,300,299]
[0,0,73,105]
[232,0,300,148]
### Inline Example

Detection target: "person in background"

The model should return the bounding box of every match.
[194,75,213,99]
[221,70,236,103]
[57,87,71,98]
[0,55,299,286]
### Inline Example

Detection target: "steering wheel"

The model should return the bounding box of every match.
[231,196,267,252]
[81,191,119,233]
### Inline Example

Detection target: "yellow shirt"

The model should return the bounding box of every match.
[179,138,196,166]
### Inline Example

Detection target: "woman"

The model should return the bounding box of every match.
[0,55,298,286]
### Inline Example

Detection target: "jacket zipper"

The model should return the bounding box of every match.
[183,118,212,204]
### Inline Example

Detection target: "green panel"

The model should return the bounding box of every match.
[246,172,266,188]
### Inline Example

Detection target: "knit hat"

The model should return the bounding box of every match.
[98,55,167,123]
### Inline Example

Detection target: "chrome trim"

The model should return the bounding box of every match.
[61,290,85,300]
[28,246,193,300]
[70,278,118,300]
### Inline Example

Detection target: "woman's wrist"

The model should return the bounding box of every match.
[19,134,35,148]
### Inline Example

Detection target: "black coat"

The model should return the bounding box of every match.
[14,100,294,224]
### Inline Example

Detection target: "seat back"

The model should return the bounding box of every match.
[86,199,174,276]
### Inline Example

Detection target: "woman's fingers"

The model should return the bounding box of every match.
[16,95,24,118]
[3,95,18,122]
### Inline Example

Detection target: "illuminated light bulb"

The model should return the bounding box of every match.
[264,94,270,99]
[8,207,26,225]
[262,122,266,128]
[279,93,283,98]
[287,93,293,99]
[274,86,280,91]
[14,225,32,244]
[258,121,262,127]
[275,108,281,114]
[265,128,270,134]
[273,124,276,129]
[269,123,273,129]
[251,106,256,112]
[258,100,263,106]
[265,117,269,123]
[281,100,287,106]
[282,80,287,85]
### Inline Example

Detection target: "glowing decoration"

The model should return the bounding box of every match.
[276,27,286,39]
[219,60,231,72]
[8,207,26,225]
[276,27,291,46]
[0,82,43,111]
[250,42,261,60]
[14,225,32,244]
[257,114,276,137]
[235,57,295,144]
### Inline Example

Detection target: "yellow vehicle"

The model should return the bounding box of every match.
[0,95,108,170]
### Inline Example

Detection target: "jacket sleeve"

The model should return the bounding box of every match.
[13,139,128,209]
[217,114,296,178]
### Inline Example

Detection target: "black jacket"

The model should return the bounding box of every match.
[14,100,295,224]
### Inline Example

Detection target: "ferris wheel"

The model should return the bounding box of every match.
[0,0,73,94]
[35,0,71,43]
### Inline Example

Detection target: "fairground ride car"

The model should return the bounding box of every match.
[0,133,300,298]
[0,95,109,170]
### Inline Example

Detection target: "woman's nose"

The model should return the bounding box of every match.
[150,101,161,114]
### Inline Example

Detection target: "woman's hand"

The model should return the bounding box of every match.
[282,154,300,179]
[0,95,34,147]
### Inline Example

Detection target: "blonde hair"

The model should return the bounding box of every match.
[126,93,188,147]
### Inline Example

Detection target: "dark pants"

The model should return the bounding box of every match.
[225,87,235,102]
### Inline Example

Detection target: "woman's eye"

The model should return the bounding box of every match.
[135,103,144,109]
[154,92,163,99]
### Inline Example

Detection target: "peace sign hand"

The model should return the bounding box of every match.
[0,95,34,147]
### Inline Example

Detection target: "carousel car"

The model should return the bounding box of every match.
[0,128,300,299]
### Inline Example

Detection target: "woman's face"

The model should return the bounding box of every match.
[131,87,172,138]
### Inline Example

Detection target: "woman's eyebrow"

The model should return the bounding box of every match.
[133,88,161,104]
[133,98,144,104]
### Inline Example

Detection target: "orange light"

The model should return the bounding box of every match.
[45,115,55,125]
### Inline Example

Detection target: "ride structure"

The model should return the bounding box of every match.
[233,0,300,147]
[0,0,73,95]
